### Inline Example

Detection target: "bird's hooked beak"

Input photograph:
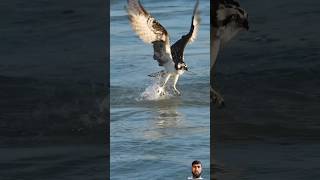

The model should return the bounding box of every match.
[185,66,189,71]
[243,19,249,30]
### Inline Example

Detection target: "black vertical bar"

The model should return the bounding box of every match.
[106,0,110,178]
[211,0,219,179]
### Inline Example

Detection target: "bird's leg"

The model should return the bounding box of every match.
[157,73,171,96]
[162,73,171,87]
[211,87,225,108]
[210,29,225,107]
[172,74,181,96]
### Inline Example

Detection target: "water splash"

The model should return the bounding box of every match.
[136,77,174,101]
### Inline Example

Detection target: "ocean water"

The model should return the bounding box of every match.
[214,0,320,179]
[0,0,107,179]
[0,0,107,136]
[110,0,210,179]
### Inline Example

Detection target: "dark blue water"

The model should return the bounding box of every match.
[214,0,320,179]
[0,0,107,136]
[0,0,107,179]
[111,0,210,179]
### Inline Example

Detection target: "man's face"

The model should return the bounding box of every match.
[192,163,202,178]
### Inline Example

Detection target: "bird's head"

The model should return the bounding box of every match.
[217,0,249,46]
[176,62,188,72]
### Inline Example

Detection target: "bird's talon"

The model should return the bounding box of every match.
[157,87,166,96]
[211,88,225,108]
[173,89,181,96]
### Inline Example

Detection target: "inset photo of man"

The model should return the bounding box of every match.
[188,160,203,179]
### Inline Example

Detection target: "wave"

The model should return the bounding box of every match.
[0,75,107,138]
[111,80,210,108]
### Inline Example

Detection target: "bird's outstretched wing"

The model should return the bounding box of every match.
[127,0,172,66]
[171,0,200,65]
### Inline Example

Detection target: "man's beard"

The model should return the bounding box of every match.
[192,171,202,178]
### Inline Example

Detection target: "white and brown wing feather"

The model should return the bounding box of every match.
[127,0,172,66]
[189,0,200,43]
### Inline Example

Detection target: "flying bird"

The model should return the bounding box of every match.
[211,0,249,106]
[127,0,200,96]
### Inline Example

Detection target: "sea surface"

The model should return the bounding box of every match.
[110,0,210,179]
[0,0,107,179]
[214,0,320,179]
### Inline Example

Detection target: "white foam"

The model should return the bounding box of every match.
[136,77,174,101]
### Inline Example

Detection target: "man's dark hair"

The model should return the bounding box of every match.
[192,160,202,166]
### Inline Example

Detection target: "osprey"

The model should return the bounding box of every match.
[211,0,249,106]
[127,0,200,96]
